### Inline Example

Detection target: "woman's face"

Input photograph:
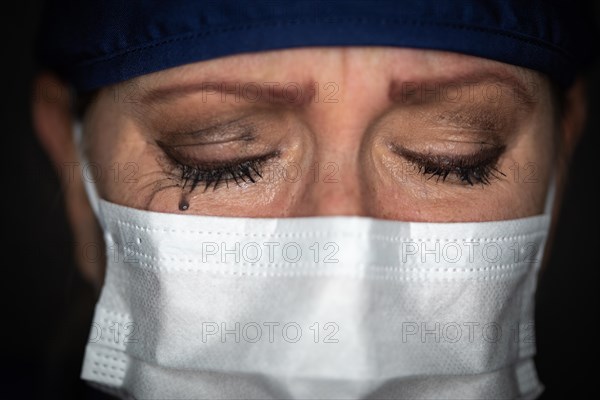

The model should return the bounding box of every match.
[82,47,556,222]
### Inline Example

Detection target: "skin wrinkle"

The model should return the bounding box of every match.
[429,109,506,133]
[389,106,510,140]
[84,47,554,222]
[159,119,259,146]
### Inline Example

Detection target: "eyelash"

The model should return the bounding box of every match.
[173,152,277,192]
[414,158,504,185]
[393,145,506,186]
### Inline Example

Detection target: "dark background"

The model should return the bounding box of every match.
[3,2,599,399]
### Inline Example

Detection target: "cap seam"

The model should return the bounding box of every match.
[71,16,573,69]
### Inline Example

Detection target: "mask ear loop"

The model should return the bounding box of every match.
[73,121,102,220]
[543,174,556,216]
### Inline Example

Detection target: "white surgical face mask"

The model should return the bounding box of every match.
[76,124,552,400]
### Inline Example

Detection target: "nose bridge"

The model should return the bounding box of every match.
[292,111,372,217]
[287,48,390,217]
[304,154,365,216]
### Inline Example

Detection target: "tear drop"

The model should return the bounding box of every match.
[178,198,189,211]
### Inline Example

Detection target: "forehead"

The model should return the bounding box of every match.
[126,47,543,91]
[89,46,552,126]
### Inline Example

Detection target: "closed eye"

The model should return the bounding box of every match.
[391,144,506,186]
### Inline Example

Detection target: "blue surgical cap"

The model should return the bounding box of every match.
[35,0,596,91]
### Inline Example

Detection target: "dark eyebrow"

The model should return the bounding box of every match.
[388,70,537,107]
[138,80,317,107]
